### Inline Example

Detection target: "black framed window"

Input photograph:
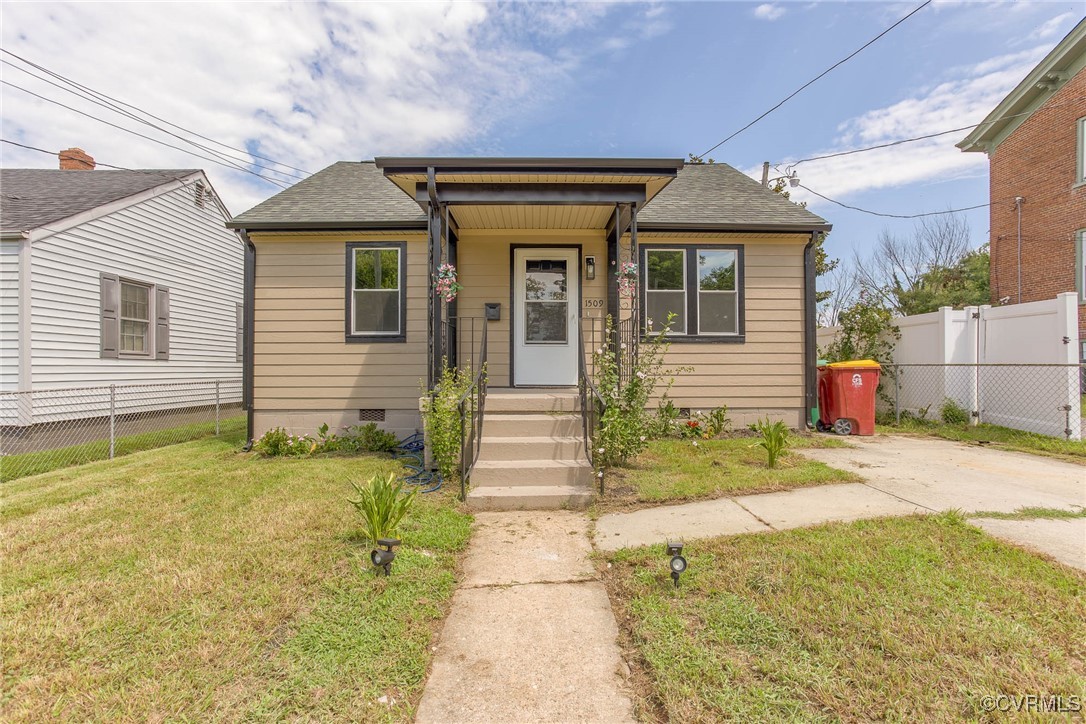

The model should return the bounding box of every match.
[640,244,745,343]
[345,241,407,343]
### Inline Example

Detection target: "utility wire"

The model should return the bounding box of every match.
[0,59,307,182]
[797,183,990,219]
[2,80,291,189]
[788,95,1086,167]
[2,138,203,187]
[0,48,312,177]
[700,0,931,158]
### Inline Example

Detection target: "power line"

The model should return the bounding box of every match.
[1,80,291,189]
[0,58,308,182]
[797,183,990,219]
[1,138,203,187]
[0,48,312,177]
[700,0,931,158]
[788,95,1086,167]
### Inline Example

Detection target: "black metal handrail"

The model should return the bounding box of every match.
[456,320,488,501]
[578,316,606,494]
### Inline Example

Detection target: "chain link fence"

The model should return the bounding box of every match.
[1,379,243,481]
[876,364,1085,456]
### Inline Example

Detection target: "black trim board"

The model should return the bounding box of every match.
[508,244,583,388]
[345,241,409,344]
[638,243,746,343]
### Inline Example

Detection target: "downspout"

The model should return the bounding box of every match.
[803,232,818,429]
[1014,196,1023,304]
[240,229,256,451]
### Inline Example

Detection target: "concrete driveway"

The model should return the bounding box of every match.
[596,435,1085,570]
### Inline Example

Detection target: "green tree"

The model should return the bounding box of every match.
[820,290,899,365]
[893,245,989,316]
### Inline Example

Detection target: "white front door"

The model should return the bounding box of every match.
[513,247,579,386]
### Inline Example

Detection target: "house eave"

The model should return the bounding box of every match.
[226,220,428,231]
[636,221,833,234]
[374,156,685,175]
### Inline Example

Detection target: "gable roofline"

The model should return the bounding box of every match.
[2,169,235,242]
[957,17,1086,154]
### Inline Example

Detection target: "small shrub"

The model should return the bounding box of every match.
[253,427,316,457]
[342,423,400,453]
[751,417,789,468]
[348,473,417,547]
[650,397,682,438]
[422,361,478,479]
[940,399,970,426]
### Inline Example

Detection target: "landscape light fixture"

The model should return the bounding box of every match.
[370,538,401,576]
[666,541,687,588]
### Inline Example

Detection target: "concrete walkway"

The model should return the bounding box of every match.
[596,435,1085,570]
[415,511,635,723]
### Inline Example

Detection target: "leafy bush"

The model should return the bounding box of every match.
[940,399,970,426]
[422,361,479,479]
[594,315,685,466]
[253,427,316,457]
[679,407,731,439]
[650,397,682,438]
[341,423,400,453]
[348,473,417,547]
[751,417,789,468]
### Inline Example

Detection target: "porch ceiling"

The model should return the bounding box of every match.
[451,204,615,230]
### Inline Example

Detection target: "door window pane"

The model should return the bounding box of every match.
[525,260,567,301]
[524,259,567,343]
[352,248,400,335]
[525,301,568,343]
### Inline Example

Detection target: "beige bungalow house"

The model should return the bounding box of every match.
[228,157,830,508]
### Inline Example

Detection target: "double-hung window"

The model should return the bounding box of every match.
[99,273,169,359]
[346,242,406,342]
[1077,229,1086,305]
[1077,117,1085,186]
[642,245,744,341]
[120,281,152,354]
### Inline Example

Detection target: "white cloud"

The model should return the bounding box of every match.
[1027,11,1077,41]
[753,4,787,21]
[0,1,647,215]
[766,44,1052,207]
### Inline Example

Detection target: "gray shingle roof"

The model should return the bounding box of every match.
[229,161,426,229]
[228,159,829,232]
[637,163,828,231]
[1,168,199,233]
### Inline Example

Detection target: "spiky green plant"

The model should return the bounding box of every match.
[348,473,417,546]
[752,417,790,468]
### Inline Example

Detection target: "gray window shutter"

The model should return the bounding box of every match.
[235,302,244,363]
[100,273,120,358]
[155,286,170,360]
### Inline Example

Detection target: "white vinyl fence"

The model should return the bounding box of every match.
[818,293,1082,441]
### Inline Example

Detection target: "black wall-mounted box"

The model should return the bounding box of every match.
[484,302,501,321]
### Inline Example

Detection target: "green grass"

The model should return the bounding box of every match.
[878,417,1086,464]
[970,506,1086,520]
[604,513,1086,722]
[597,435,859,512]
[2,415,247,481]
[1,430,472,722]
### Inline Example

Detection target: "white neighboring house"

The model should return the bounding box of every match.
[0,149,244,426]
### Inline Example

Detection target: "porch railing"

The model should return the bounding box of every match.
[578,316,606,494]
[456,319,488,501]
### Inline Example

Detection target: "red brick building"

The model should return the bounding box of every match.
[958,18,1085,361]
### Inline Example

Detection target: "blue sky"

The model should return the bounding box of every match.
[2,1,1083,280]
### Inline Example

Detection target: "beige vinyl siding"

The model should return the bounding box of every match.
[635,234,808,426]
[251,233,427,436]
[456,230,608,387]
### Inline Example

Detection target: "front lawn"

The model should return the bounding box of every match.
[2,431,471,722]
[596,435,859,512]
[604,513,1086,722]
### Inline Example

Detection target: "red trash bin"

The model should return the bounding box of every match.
[817,360,881,436]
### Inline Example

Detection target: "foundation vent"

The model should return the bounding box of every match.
[359,409,386,422]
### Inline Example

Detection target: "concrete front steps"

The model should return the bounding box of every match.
[466,389,596,511]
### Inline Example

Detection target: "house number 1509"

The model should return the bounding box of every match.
[583,299,604,308]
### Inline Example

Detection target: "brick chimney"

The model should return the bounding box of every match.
[58,148,95,170]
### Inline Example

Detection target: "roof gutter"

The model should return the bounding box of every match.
[637,222,833,233]
[375,156,685,175]
[225,220,428,231]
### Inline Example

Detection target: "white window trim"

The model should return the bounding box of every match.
[695,248,740,337]
[119,278,155,358]
[351,246,402,337]
[1077,117,1086,187]
[644,248,687,335]
[1077,229,1086,305]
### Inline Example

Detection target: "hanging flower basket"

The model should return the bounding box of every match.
[433,263,463,303]
[617,261,638,299]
